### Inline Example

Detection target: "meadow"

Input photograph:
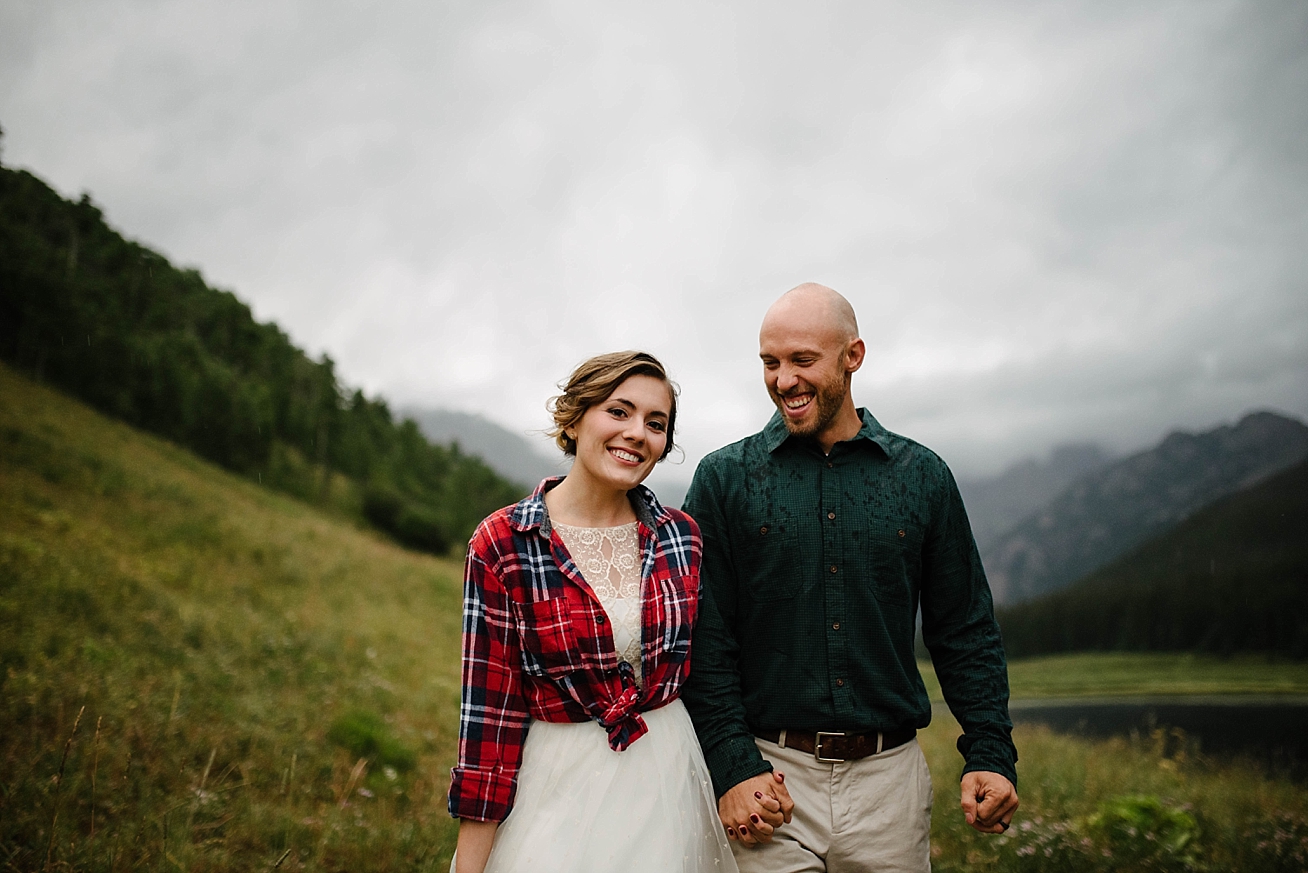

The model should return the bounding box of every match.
[3,361,1306,871]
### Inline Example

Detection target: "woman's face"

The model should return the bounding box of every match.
[569,374,672,494]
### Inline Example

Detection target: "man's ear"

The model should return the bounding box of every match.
[844,338,866,374]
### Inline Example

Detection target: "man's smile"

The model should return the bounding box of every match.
[781,392,814,413]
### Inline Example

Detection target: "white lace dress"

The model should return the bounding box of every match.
[478,521,736,873]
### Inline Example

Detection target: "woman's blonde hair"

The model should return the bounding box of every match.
[547,351,678,459]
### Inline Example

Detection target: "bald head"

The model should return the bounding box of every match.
[758,282,866,448]
[763,283,859,342]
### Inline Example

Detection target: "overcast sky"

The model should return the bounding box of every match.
[3,1,1306,491]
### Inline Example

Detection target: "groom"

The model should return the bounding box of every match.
[682,283,1018,872]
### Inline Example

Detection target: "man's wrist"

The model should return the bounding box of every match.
[705,734,773,798]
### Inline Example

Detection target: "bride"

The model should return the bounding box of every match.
[448,351,760,872]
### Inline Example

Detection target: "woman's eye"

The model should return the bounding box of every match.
[607,407,627,418]
[648,421,666,433]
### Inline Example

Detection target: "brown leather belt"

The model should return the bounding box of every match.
[755,727,916,762]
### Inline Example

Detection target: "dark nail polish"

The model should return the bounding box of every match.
[754,791,763,800]
[750,814,761,823]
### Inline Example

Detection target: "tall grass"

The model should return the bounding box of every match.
[922,719,1308,871]
[1,362,463,870]
[3,361,1306,871]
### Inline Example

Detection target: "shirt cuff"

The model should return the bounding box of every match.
[958,738,1018,788]
[703,733,774,798]
[448,766,518,822]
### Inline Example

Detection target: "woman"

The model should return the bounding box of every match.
[448,351,739,873]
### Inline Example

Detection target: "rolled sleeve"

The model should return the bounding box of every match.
[447,533,531,821]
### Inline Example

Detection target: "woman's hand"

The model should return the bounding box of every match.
[455,819,499,873]
[718,770,794,846]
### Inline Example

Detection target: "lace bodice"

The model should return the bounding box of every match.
[554,521,644,685]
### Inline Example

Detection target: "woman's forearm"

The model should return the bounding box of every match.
[455,819,498,873]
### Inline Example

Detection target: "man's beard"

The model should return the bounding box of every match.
[773,370,849,438]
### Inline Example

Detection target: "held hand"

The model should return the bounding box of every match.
[718,771,794,847]
[960,771,1019,835]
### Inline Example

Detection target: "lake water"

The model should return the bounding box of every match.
[1005,696,1308,781]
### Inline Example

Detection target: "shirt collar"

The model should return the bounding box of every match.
[509,475,670,536]
[763,407,894,456]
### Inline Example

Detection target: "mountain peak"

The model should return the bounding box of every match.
[982,410,1308,604]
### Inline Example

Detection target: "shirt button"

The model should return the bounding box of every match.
[596,615,606,624]
[759,525,769,535]
[826,461,834,469]
[898,529,906,538]
[830,565,838,574]
[827,511,836,520]
[832,622,841,630]
[836,678,845,687]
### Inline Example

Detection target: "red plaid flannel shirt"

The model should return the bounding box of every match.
[447,477,702,822]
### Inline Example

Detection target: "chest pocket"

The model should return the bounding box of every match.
[512,596,584,679]
[654,572,698,660]
[732,518,802,603]
[863,519,924,608]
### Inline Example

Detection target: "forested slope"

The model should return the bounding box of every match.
[0,151,520,552]
[996,458,1308,658]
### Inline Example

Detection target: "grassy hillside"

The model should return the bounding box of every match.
[0,361,465,870]
[4,363,1307,872]
[995,458,1308,659]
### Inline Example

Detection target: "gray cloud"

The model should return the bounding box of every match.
[2,0,1304,491]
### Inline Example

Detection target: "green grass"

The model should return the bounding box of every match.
[3,361,1307,872]
[0,362,464,871]
[919,652,1308,703]
[921,720,1308,871]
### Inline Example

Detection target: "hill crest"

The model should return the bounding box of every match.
[982,410,1308,604]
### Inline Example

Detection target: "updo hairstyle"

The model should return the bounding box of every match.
[547,351,678,460]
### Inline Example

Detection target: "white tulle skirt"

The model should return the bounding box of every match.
[476,698,737,873]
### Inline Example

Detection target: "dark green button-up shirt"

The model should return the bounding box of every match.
[682,409,1017,796]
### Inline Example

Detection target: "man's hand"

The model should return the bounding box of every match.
[718,771,794,847]
[960,771,1019,834]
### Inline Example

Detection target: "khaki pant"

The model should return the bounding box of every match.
[732,737,933,873]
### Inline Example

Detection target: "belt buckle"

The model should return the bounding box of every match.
[813,731,846,763]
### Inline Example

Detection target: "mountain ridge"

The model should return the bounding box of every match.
[996,456,1308,657]
[403,407,565,490]
[982,410,1308,604]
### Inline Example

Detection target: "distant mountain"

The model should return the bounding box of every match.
[404,408,566,491]
[996,457,1308,658]
[983,411,1308,604]
[957,444,1115,551]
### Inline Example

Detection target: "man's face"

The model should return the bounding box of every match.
[759,313,853,439]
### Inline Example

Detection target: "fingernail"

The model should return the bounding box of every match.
[754,791,763,800]
[777,772,785,782]
[750,814,761,824]
[727,827,736,837]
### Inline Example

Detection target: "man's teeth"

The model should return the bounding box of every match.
[785,395,812,409]
[611,449,642,463]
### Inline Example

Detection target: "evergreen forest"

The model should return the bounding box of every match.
[0,135,522,553]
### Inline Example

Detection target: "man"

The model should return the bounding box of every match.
[682,283,1018,872]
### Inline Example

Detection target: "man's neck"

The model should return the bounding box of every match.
[815,402,863,454]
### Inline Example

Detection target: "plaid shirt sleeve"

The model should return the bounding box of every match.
[447,520,531,822]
